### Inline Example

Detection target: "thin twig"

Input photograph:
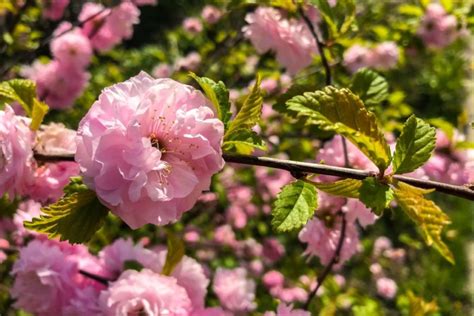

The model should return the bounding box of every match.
[34,152,474,200]
[79,270,111,285]
[303,213,347,310]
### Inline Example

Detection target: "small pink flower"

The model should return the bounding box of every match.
[51,22,93,69]
[34,122,77,156]
[27,162,79,202]
[201,5,222,24]
[12,200,42,243]
[152,63,173,78]
[0,106,35,198]
[213,267,256,312]
[99,269,192,316]
[214,225,237,247]
[262,237,285,262]
[183,17,203,33]
[343,44,371,73]
[22,61,90,109]
[76,72,224,228]
[373,236,392,256]
[263,270,285,289]
[243,7,317,75]
[418,4,458,49]
[175,52,202,71]
[264,303,311,316]
[368,41,399,70]
[376,277,397,299]
[299,217,360,266]
[41,0,69,21]
[343,199,378,228]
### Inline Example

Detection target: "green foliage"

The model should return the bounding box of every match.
[359,177,394,215]
[407,291,439,316]
[350,68,389,107]
[271,180,318,232]
[0,79,48,130]
[311,0,356,38]
[311,178,362,199]
[285,86,392,172]
[123,260,144,272]
[24,179,109,244]
[393,181,454,264]
[223,74,265,154]
[189,73,232,128]
[162,232,185,276]
[393,115,436,174]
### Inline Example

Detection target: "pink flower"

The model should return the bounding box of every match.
[243,7,317,75]
[299,217,360,265]
[152,63,173,78]
[0,106,34,198]
[99,269,192,316]
[376,277,397,299]
[343,44,371,73]
[51,22,92,69]
[79,2,140,52]
[132,0,158,6]
[10,239,81,315]
[272,286,308,303]
[192,307,231,316]
[343,199,378,228]
[214,225,237,247]
[27,162,79,202]
[201,5,222,24]
[264,303,311,316]
[34,122,77,156]
[369,42,399,70]
[22,60,90,109]
[418,4,458,49]
[262,237,285,262]
[76,72,224,228]
[41,0,69,21]
[175,52,202,71]
[213,267,256,312]
[263,270,285,289]
[183,17,203,33]
[373,236,392,256]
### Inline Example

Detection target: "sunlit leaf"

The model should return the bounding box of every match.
[350,68,389,107]
[162,232,185,276]
[359,177,394,215]
[222,128,266,154]
[393,181,454,264]
[311,178,362,199]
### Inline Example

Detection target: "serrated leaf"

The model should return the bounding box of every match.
[393,181,454,264]
[274,82,320,115]
[189,73,231,127]
[271,180,318,232]
[359,177,394,215]
[286,86,391,172]
[162,232,185,276]
[225,74,263,136]
[311,178,362,199]
[0,79,49,130]
[24,182,109,244]
[393,115,436,174]
[350,68,388,107]
[222,128,266,154]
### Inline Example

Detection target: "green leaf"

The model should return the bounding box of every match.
[274,82,320,115]
[162,232,185,276]
[393,115,436,174]
[393,181,454,264]
[358,177,394,215]
[312,0,356,38]
[225,74,263,136]
[407,291,439,316]
[311,178,362,199]
[189,73,231,127]
[271,180,318,232]
[222,128,266,154]
[0,79,49,130]
[24,180,109,244]
[286,86,391,172]
[350,68,389,107]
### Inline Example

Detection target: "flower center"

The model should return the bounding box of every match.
[149,133,166,153]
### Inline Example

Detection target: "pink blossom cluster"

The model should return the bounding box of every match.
[418,4,458,49]
[0,106,79,202]
[76,72,225,228]
[10,237,234,315]
[343,41,399,73]
[24,0,156,109]
[213,267,257,312]
[243,7,318,75]
[262,270,308,304]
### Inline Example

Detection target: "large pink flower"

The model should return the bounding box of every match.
[76,72,224,228]
[213,267,256,312]
[99,269,192,316]
[0,106,34,198]
[243,7,317,75]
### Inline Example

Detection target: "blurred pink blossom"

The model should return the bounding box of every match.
[152,63,173,78]
[42,0,69,21]
[51,22,93,69]
[183,17,203,34]
[376,277,397,299]
[418,4,458,49]
[213,267,256,312]
[202,5,222,24]
[175,52,202,71]
[34,122,77,156]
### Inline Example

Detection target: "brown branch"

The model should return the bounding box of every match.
[34,152,474,200]
[79,270,111,285]
[303,213,347,310]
